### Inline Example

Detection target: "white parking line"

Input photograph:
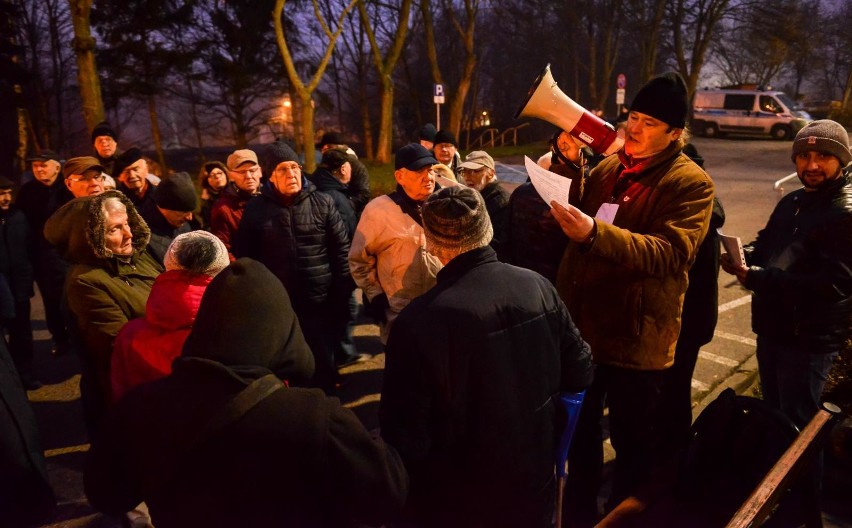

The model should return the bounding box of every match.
[698,350,741,367]
[713,330,757,347]
[718,295,751,313]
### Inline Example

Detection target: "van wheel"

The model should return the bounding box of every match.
[771,125,791,140]
[703,122,719,138]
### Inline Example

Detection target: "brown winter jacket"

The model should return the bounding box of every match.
[556,142,714,370]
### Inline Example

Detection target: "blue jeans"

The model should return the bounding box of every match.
[756,336,837,430]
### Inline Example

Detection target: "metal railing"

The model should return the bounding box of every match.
[499,123,529,146]
[773,172,800,201]
[469,128,499,149]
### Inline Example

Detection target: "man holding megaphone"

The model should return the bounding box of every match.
[549,72,716,522]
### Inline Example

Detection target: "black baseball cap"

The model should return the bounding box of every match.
[395,143,439,171]
[27,149,60,163]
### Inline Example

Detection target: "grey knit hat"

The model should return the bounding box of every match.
[422,186,493,261]
[791,120,851,167]
[164,231,230,276]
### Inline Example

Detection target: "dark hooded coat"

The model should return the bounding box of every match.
[84,259,408,527]
[44,191,162,408]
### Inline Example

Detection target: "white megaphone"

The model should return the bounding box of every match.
[515,64,623,156]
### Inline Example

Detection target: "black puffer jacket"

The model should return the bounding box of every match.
[744,172,852,353]
[232,179,352,312]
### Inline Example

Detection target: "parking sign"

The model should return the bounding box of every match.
[434,83,445,104]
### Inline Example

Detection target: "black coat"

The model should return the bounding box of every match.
[15,177,72,280]
[85,258,407,527]
[233,180,352,312]
[309,169,357,239]
[479,181,510,257]
[0,208,34,302]
[0,338,54,526]
[381,246,593,527]
[679,197,725,347]
[745,172,852,353]
[347,157,371,216]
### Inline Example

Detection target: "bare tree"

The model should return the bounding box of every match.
[625,0,667,84]
[669,0,739,96]
[199,0,286,148]
[273,0,358,172]
[67,0,104,133]
[420,0,479,139]
[575,0,624,111]
[357,0,413,163]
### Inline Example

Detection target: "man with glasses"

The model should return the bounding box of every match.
[211,149,262,259]
[113,148,157,211]
[63,157,107,198]
[234,141,353,395]
[459,150,509,255]
[349,143,443,344]
[17,150,74,356]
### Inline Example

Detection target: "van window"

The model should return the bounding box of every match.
[759,96,782,113]
[723,94,754,111]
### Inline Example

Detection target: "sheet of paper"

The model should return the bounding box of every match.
[524,156,572,209]
[718,230,747,269]
[595,203,619,223]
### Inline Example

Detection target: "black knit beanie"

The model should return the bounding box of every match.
[422,186,493,261]
[433,130,458,147]
[155,172,198,212]
[91,121,118,143]
[630,72,689,129]
[259,141,300,178]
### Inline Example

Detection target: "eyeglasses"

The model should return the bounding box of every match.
[460,167,487,175]
[232,165,260,177]
[274,163,302,174]
[67,173,106,183]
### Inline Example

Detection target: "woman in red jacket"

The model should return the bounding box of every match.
[111,231,229,402]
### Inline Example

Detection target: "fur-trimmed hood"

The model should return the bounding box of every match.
[44,190,151,266]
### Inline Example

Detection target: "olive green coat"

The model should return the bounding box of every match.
[45,191,162,397]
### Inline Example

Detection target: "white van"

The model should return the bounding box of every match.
[692,88,811,140]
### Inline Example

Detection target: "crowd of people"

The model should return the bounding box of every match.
[0,72,850,528]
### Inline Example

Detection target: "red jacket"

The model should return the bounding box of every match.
[111,270,213,402]
[210,185,253,260]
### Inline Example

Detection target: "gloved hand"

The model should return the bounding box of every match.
[364,293,389,324]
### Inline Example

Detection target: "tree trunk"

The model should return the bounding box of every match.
[359,78,374,159]
[146,95,167,173]
[375,75,394,163]
[300,93,316,173]
[67,0,104,132]
[841,68,852,115]
[184,76,206,166]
